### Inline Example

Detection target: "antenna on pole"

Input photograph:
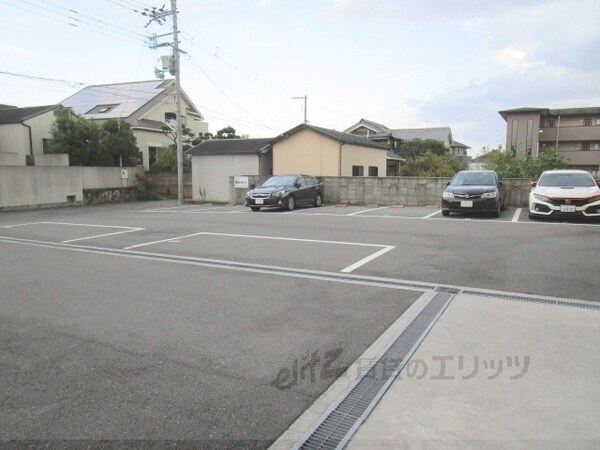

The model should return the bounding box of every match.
[292,95,307,124]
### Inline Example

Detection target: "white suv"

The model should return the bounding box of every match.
[529,170,600,220]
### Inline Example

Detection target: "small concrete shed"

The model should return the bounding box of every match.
[188,138,272,202]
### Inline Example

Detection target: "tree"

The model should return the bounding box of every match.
[161,123,196,148]
[191,132,214,146]
[150,146,178,172]
[402,152,465,177]
[101,119,139,166]
[48,106,103,166]
[48,107,139,166]
[482,147,568,178]
[398,138,447,160]
[215,126,240,139]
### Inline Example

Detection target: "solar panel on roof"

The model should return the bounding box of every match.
[61,80,169,119]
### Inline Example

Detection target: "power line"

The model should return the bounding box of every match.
[187,55,274,131]
[0,71,85,87]
[0,0,147,44]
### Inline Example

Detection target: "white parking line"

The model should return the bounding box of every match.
[347,206,389,216]
[423,210,441,219]
[122,230,396,273]
[62,228,144,243]
[341,246,395,273]
[512,208,522,222]
[123,231,207,250]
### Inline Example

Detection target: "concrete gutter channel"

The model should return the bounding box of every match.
[272,289,599,450]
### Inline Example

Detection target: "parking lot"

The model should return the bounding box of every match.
[1,202,599,448]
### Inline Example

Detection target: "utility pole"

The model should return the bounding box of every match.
[143,1,186,205]
[292,95,307,124]
[171,0,184,205]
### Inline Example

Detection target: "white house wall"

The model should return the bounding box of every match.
[0,123,28,153]
[192,154,259,202]
[23,109,55,155]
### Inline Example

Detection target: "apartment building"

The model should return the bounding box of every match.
[499,107,600,174]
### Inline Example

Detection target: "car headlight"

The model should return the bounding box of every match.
[585,194,600,203]
[273,190,285,197]
[442,191,454,199]
[481,191,497,199]
[533,193,550,202]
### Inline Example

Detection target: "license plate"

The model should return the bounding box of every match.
[560,205,576,212]
[460,200,473,208]
[255,199,264,205]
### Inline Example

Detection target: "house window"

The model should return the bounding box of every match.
[42,138,50,153]
[526,119,534,155]
[148,146,160,166]
[510,119,518,153]
[591,143,600,151]
[581,143,590,151]
[368,166,378,176]
[137,151,144,165]
[595,119,600,126]
[544,118,556,128]
[165,112,176,124]
[85,104,119,114]
[352,166,364,176]
[583,118,592,126]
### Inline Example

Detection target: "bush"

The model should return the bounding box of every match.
[482,148,568,178]
[402,152,466,177]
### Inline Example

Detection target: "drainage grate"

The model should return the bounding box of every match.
[293,292,454,450]
[459,289,600,310]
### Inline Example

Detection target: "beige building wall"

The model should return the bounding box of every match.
[133,128,173,170]
[272,129,343,176]
[340,144,387,177]
[0,124,28,161]
[23,109,55,155]
[505,112,542,158]
[142,96,208,137]
[273,129,387,176]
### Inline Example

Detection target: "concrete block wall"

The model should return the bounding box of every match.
[0,166,143,210]
[34,153,70,167]
[228,175,535,207]
[150,172,193,199]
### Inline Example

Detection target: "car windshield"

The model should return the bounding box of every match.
[451,172,496,186]
[538,172,596,188]
[260,175,297,187]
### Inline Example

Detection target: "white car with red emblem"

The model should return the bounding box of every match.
[529,170,600,220]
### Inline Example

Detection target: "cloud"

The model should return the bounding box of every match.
[0,44,38,58]
[419,66,600,153]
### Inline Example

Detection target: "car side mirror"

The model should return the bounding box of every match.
[294,182,301,188]
[498,180,504,187]
[530,181,537,187]
[446,182,450,186]
[597,181,600,188]
[250,183,256,189]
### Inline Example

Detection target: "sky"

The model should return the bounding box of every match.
[1,0,599,156]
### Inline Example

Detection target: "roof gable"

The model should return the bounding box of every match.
[188,138,272,156]
[344,118,391,134]
[273,124,388,150]
[389,127,452,144]
[0,105,56,124]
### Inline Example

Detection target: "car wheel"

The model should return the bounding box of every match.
[501,198,506,211]
[442,209,450,216]
[285,195,295,211]
[250,207,261,212]
[491,203,501,218]
[314,193,322,207]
